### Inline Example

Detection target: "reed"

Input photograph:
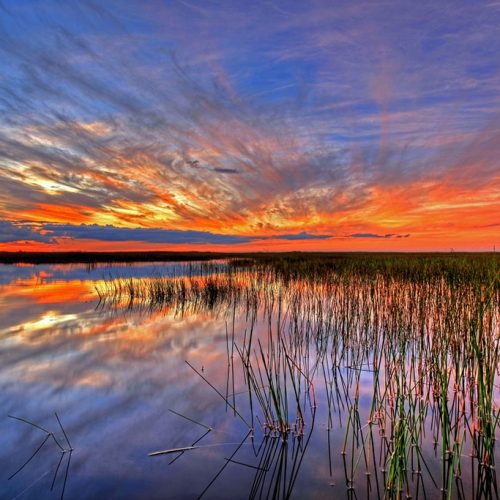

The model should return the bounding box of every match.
[97,253,499,498]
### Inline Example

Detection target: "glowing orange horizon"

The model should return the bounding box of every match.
[2,173,498,253]
[0,235,496,253]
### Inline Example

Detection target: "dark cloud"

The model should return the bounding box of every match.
[213,168,240,174]
[0,220,335,245]
[350,233,403,239]
[42,223,253,244]
[0,220,53,243]
[271,232,332,241]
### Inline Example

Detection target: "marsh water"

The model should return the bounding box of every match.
[0,260,498,499]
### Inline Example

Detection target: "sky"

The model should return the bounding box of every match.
[0,0,498,252]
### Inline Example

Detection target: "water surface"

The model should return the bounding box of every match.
[0,261,498,499]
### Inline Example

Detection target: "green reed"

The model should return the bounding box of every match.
[98,253,499,498]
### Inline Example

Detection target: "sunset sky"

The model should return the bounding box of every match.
[0,0,498,252]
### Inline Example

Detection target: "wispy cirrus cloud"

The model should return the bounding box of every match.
[0,1,498,250]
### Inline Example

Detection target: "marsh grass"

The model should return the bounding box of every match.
[99,253,499,498]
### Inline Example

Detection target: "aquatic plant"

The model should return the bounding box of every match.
[99,253,499,498]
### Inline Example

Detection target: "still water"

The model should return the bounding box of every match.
[0,261,498,499]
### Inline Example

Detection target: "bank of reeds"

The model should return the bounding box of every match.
[98,254,499,497]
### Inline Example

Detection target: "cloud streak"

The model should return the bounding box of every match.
[0,221,338,246]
